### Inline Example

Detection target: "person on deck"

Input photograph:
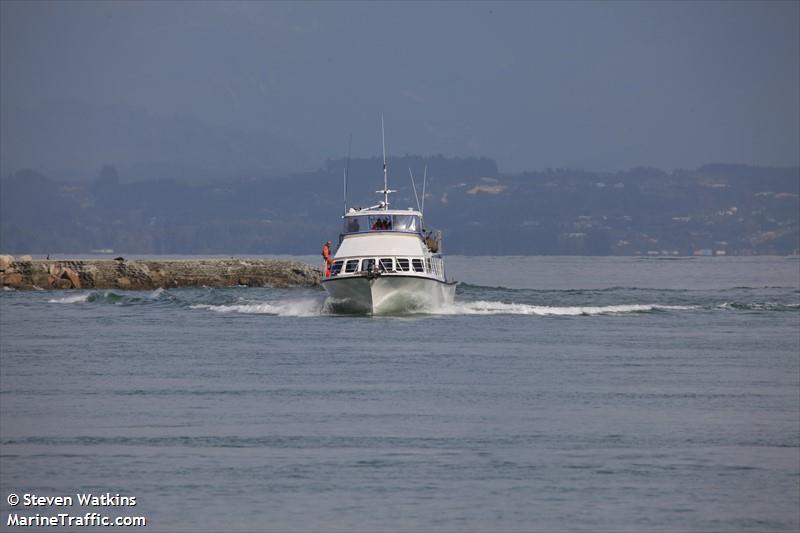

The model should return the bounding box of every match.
[321,241,333,276]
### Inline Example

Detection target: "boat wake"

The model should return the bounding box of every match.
[190,298,694,317]
[48,288,171,305]
[37,286,797,317]
[190,298,324,317]
[432,301,695,316]
[716,301,800,312]
[48,293,92,304]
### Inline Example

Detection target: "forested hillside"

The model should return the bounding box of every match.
[2,159,797,255]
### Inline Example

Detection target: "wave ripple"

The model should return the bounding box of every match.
[436,301,694,316]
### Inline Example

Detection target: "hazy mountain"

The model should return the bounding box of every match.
[1,158,797,256]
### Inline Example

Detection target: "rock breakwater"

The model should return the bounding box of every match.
[0,257,321,291]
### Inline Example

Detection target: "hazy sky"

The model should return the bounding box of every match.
[1,0,798,173]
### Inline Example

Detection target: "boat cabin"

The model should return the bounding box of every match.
[338,209,441,252]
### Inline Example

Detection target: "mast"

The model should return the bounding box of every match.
[343,134,352,215]
[408,168,421,212]
[377,114,395,209]
[421,165,427,216]
[381,115,388,209]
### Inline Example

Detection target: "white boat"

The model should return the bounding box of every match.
[321,124,456,314]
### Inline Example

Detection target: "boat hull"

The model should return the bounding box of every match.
[321,274,456,314]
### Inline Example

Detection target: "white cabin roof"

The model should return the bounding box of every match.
[335,232,426,257]
[344,208,422,218]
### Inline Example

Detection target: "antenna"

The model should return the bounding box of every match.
[343,134,352,215]
[381,115,388,208]
[421,165,428,215]
[376,114,395,209]
[408,168,421,212]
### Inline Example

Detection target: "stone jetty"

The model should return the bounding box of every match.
[0,256,322,291]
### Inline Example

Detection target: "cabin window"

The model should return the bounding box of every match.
[342,214,420,233]
[342,216,366,233]
[379,258,393,272]
[411,259,424,272]
[360,258,375,272]
[368,215,392,231]
[393,215,419,232]
[344,259,359,273]
[396,258,409,272]
[330,260,344,276]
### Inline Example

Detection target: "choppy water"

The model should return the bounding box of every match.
[1,256,798,531]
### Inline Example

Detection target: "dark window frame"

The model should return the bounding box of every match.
[345,259,359,273]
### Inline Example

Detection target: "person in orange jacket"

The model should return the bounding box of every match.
[321,241,333,276]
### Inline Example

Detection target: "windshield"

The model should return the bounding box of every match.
[393,215,419,232]
[342,214,421,234]
[368,215,392,230]
[342,216,367,233]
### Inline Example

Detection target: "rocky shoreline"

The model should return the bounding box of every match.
[0,256,322,291]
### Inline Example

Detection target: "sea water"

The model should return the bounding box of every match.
[1,256,798,531]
